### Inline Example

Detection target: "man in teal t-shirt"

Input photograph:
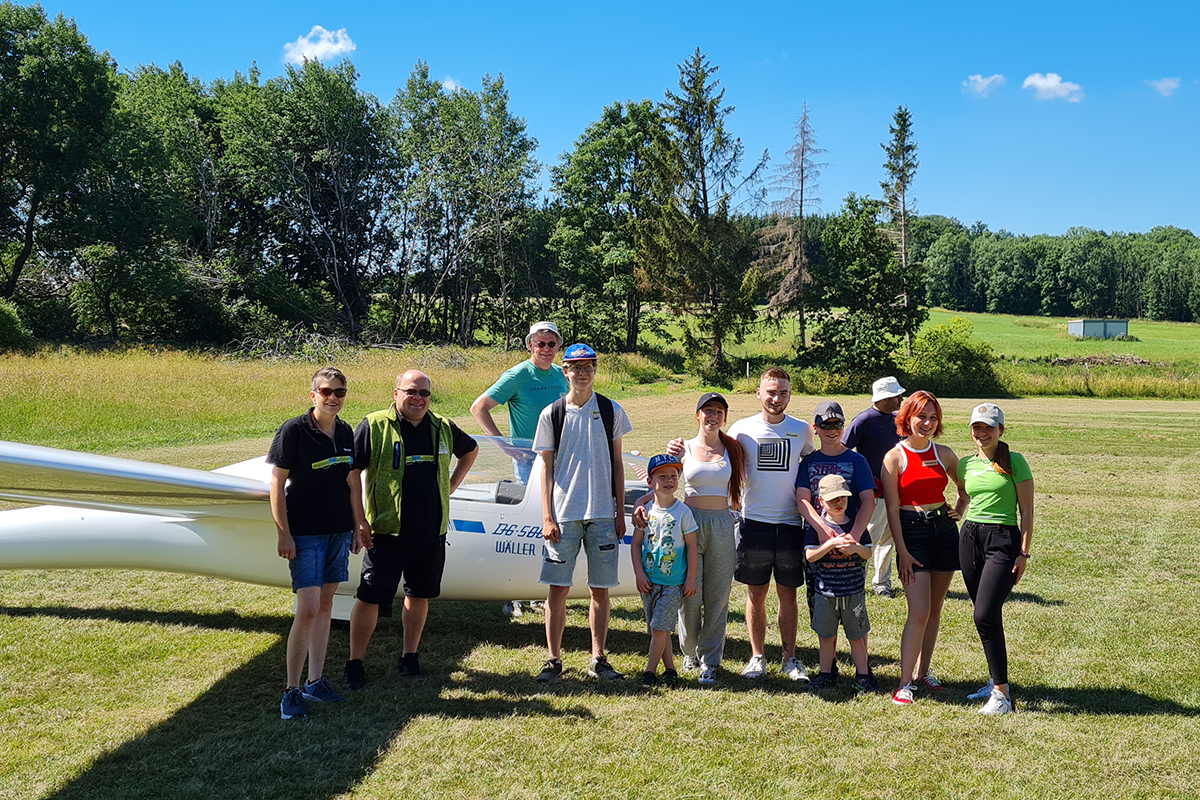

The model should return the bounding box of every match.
[471,320,568,459]
[471,320,568,617]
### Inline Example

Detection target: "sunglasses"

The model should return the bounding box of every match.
[400,388,432,398]
[816,420,844,430]
[315,387,347,398]
[532,340,559,349]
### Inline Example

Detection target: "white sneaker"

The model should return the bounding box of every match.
[742,654,768,679]
[978,689,1013,716]
[681,655,699,673]
[782,656,810,684]
[502,601,523,618]
[967,679,995,701]
[892,683,917,705]
[699,665,718,685]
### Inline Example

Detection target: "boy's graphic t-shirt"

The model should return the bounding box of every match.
[804,514,872,598]
[641,499,698,587]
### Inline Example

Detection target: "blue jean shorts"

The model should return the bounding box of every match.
[539,518,620,588]
[290,531,352,591]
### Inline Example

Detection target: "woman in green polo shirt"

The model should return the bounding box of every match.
[957,402,1034,717]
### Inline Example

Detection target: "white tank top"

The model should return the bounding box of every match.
[683,439,733,499]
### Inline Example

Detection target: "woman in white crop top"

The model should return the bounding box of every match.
[636,392,744,685]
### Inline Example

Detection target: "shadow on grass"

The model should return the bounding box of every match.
[944,590,1066,606]
[12,602,593,800]
[925,682,1200,717]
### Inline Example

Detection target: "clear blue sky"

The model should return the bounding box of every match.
[47,0,1199,236]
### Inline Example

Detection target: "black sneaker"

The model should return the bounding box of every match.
[662,669,679,688]
[808,672,838,691]
[588,655,624,680]
[280,687,306,720]
[398,652,422,677]
[535,657,563,683]
[343,659,365,691]
[855,672,881,694]
[640,670,658,686]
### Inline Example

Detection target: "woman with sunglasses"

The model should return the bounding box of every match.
[957,403,1034,716]
[267,366,366,719]
[880,390,967,706]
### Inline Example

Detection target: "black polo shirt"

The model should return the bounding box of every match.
[266,410,356,537]
[353,411,477,543]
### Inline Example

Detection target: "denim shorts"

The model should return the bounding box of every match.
[898,507,960,572]
[642,583,684,633]
[290,531,352,591]
[539,518,620,588]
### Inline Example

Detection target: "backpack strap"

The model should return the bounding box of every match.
[550,394,619,502]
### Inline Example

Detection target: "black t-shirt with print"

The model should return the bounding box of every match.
[266,411,356,536]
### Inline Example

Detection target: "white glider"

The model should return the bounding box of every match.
[0,438,650,617]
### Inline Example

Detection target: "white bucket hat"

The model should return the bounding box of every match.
[871,376,906,403]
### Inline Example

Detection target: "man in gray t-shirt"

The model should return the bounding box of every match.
[530,343,632,683]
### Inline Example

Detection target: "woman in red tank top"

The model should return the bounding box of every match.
[880,391,968,706]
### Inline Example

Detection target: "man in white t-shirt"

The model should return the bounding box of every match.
[725,367,815,682]
[530,343,632,683]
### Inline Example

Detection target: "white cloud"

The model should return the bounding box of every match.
[1022,72,1083,102]
[963,73,1006,97]
[282,26,356,65]
[441,77,463,93]
[1146,77,1181,97]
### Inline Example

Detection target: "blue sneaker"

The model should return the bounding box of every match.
[280,687,306,720]
[302,678,345,704]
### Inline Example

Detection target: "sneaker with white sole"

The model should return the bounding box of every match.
[967,679,995,701]
[892,683,917,705]
[698,665,718,685]
[502,600,524,618]
[742,654,768,679]
[978,688,1013,715]
[588,655,624,680]
[782,656,810,684]
[302,677,345,704]
[681,655,699,674]
[280,687,306,720]
[917,672,947,692]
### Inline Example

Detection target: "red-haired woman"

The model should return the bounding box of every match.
[880,390,968,705]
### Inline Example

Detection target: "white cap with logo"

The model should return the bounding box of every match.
[525,321,561,347]
[969,402,1004,427]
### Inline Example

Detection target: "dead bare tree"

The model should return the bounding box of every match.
[757,102,826,350]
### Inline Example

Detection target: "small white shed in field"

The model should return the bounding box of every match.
[1068,319,1129,339]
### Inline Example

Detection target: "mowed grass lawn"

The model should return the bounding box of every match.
[1,356,1199,798]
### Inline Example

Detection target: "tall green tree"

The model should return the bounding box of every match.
[638,48,766,380]
[807,194,927,375]
[1,3,116,298]
[880,105,918,354]
[550,99,666,351]
[758,101,826,350]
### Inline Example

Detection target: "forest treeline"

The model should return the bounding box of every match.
[4,3,1199,381]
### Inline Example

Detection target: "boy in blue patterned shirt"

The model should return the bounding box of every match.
[804,474,879,693]
[631,454,698,687]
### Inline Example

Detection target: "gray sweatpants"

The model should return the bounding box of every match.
[677,507,737,668]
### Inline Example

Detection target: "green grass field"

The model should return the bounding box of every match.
[1,355,1199,799]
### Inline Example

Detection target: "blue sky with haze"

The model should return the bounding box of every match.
[49,0,1198,236]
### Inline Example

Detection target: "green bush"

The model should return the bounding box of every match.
[0,298,34,352]
[903,316,1002,397]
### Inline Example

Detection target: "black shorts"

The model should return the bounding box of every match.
[734,518,806,588]
[356,535,446,613]
[898,507,960,572]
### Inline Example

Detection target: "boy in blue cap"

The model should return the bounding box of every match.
[631,454,698,687]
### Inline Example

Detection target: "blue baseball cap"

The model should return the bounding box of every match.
[562,343,598,362]
[647,453,682,477]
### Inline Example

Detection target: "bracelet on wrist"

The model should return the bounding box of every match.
[1019,551,1031,559]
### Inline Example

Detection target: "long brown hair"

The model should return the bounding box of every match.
[718,430,746,511]
[991,427,1013,475]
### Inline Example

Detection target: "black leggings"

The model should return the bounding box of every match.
[959,521,1021,685]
